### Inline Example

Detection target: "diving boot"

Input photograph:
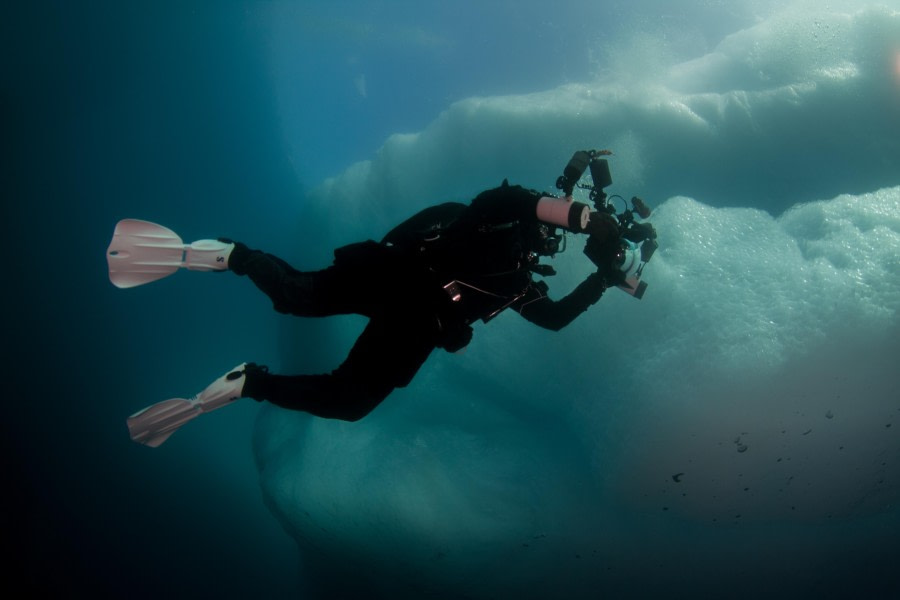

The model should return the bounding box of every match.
[127,362,253,448]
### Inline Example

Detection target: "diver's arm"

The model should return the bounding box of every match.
[514,210,620,330]
[514,273,608,331]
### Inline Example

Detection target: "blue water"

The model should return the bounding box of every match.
[4,1,900,598]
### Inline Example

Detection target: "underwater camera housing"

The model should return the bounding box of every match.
[556,150,658,299]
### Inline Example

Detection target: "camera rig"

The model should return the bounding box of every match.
[556,149,658,299]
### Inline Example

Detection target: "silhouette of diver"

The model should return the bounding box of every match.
[117,151,656,446]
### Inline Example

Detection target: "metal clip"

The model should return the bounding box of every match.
[443,281,462,302]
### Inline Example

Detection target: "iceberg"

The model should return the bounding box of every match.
[255,5,900,598]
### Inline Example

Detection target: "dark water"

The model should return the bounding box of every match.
[4,3,301,596]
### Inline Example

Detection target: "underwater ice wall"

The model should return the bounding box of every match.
[302,4,900,245]
[254,6,900,598]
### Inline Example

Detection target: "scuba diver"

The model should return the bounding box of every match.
[109,150,657,447]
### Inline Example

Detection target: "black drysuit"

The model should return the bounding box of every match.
[232,182,609,421]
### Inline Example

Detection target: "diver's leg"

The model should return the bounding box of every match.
[243,316,437,421]
[227,242,358,317]
[126,302,435,446]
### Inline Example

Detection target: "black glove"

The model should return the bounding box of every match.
[583,213,626,283]
[585,211,619,242]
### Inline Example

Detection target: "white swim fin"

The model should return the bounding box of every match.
[106,219,234,288]
[127,363,249,447]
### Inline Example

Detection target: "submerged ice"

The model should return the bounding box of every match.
[254,5,900,598]
[255,187,900,598]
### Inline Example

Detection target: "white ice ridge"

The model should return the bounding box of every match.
[305,5,899,246]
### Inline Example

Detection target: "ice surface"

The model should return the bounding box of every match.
[304,4,900,238]
[255,5,900,598]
